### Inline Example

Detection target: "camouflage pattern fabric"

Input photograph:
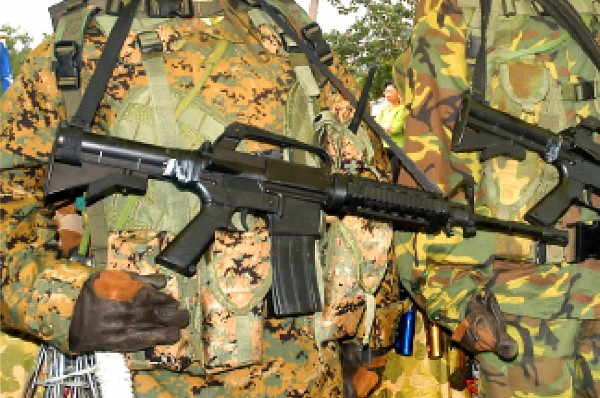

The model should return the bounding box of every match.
[0,179,84,398]
[0,331,40,398]
[0,1,397,396]
[475,315,600,397]
[394,0,600,396]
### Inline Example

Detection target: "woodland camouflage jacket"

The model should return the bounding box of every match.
[395,0,600,332]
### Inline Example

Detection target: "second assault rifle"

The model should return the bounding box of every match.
[46,122,568,316]
[452,93,600,227]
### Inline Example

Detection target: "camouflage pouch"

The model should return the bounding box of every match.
[355,252,402,348]
[318,215,392,343]
[485,55,563,261]
[106,230,197,372]
[315,111,393,344]
[200,226,271,373]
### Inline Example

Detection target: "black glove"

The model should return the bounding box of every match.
[452,291,518,361]
[69,270,190,353]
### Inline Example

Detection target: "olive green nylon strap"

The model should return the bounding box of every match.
[235,314,253,365]
[111,39,230,231]
[54,4,100,120]
[175,39,229,118]
[361,294,376,346]
[142,48,180,147]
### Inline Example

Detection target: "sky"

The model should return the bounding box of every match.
[0,0,354,47]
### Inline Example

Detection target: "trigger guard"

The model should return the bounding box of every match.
[240,210,250,231]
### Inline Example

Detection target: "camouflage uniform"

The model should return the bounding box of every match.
[394,0,600,396]
[0,0,401,396]
[372,45,474,398]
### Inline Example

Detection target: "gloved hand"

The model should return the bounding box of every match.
[452,291,518,361]
[340,342,387,398]
[69,270,190,353]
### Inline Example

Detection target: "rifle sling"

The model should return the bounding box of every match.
[472,0,490,100]
[534,0,600,72]
[253,0,442,195]
[69,0,142,130]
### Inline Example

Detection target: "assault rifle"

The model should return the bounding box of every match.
[46,123,568,316]
[452,93,600,227]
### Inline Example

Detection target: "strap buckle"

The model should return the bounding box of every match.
[53,40,81,90]
[137,31,163,53]
[301,22,333,66]
[145,0,194,18]
[573,81,598,101]
[566,221,600,262]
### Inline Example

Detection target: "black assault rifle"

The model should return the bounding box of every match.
[453,93,600,227]
[46,122,568,316]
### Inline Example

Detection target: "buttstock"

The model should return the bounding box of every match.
[45,161,148,203]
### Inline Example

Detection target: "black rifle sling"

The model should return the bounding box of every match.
[69,0,142,130]
[535,0,600,72]
[254,0,442,194]
[472,0,490,100]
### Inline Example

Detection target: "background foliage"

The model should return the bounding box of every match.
[0,24,34,79]
[325,0,416,100]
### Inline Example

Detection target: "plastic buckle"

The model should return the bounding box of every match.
[145,0,194,18]
[501,0,517,16]
[574,81,597,101]
[566,221,600,262]
[301,22,333,66]
[466,34,482,59]
[53,40,81,90]
[137,31,163,53]
[105,0,123,15]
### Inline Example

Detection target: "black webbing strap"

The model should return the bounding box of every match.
[69,0,142,129]
[254,0,442,194]
[534,0,600,72]
[472,0,490,100]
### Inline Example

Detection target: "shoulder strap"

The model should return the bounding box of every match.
[472,0,490,100]
[69,0,142,130]
[252,0,441,194]
[535,0,600,71]
[52,1,102,119]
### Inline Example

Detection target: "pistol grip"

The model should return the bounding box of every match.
[526,179,582,226]
[157,204,234,276]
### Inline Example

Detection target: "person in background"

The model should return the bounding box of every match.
[375,81,407,182]
[375,81,406,147]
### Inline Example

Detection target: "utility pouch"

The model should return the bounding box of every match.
[355,252,402,348]
[315,110,392,345]
[318,216,392,343]
[200,226,272,373]
[352,219,395,347]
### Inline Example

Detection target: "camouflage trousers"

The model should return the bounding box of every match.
[127,340,343,398]
[477,315,600,397]
[0,330,40,398]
